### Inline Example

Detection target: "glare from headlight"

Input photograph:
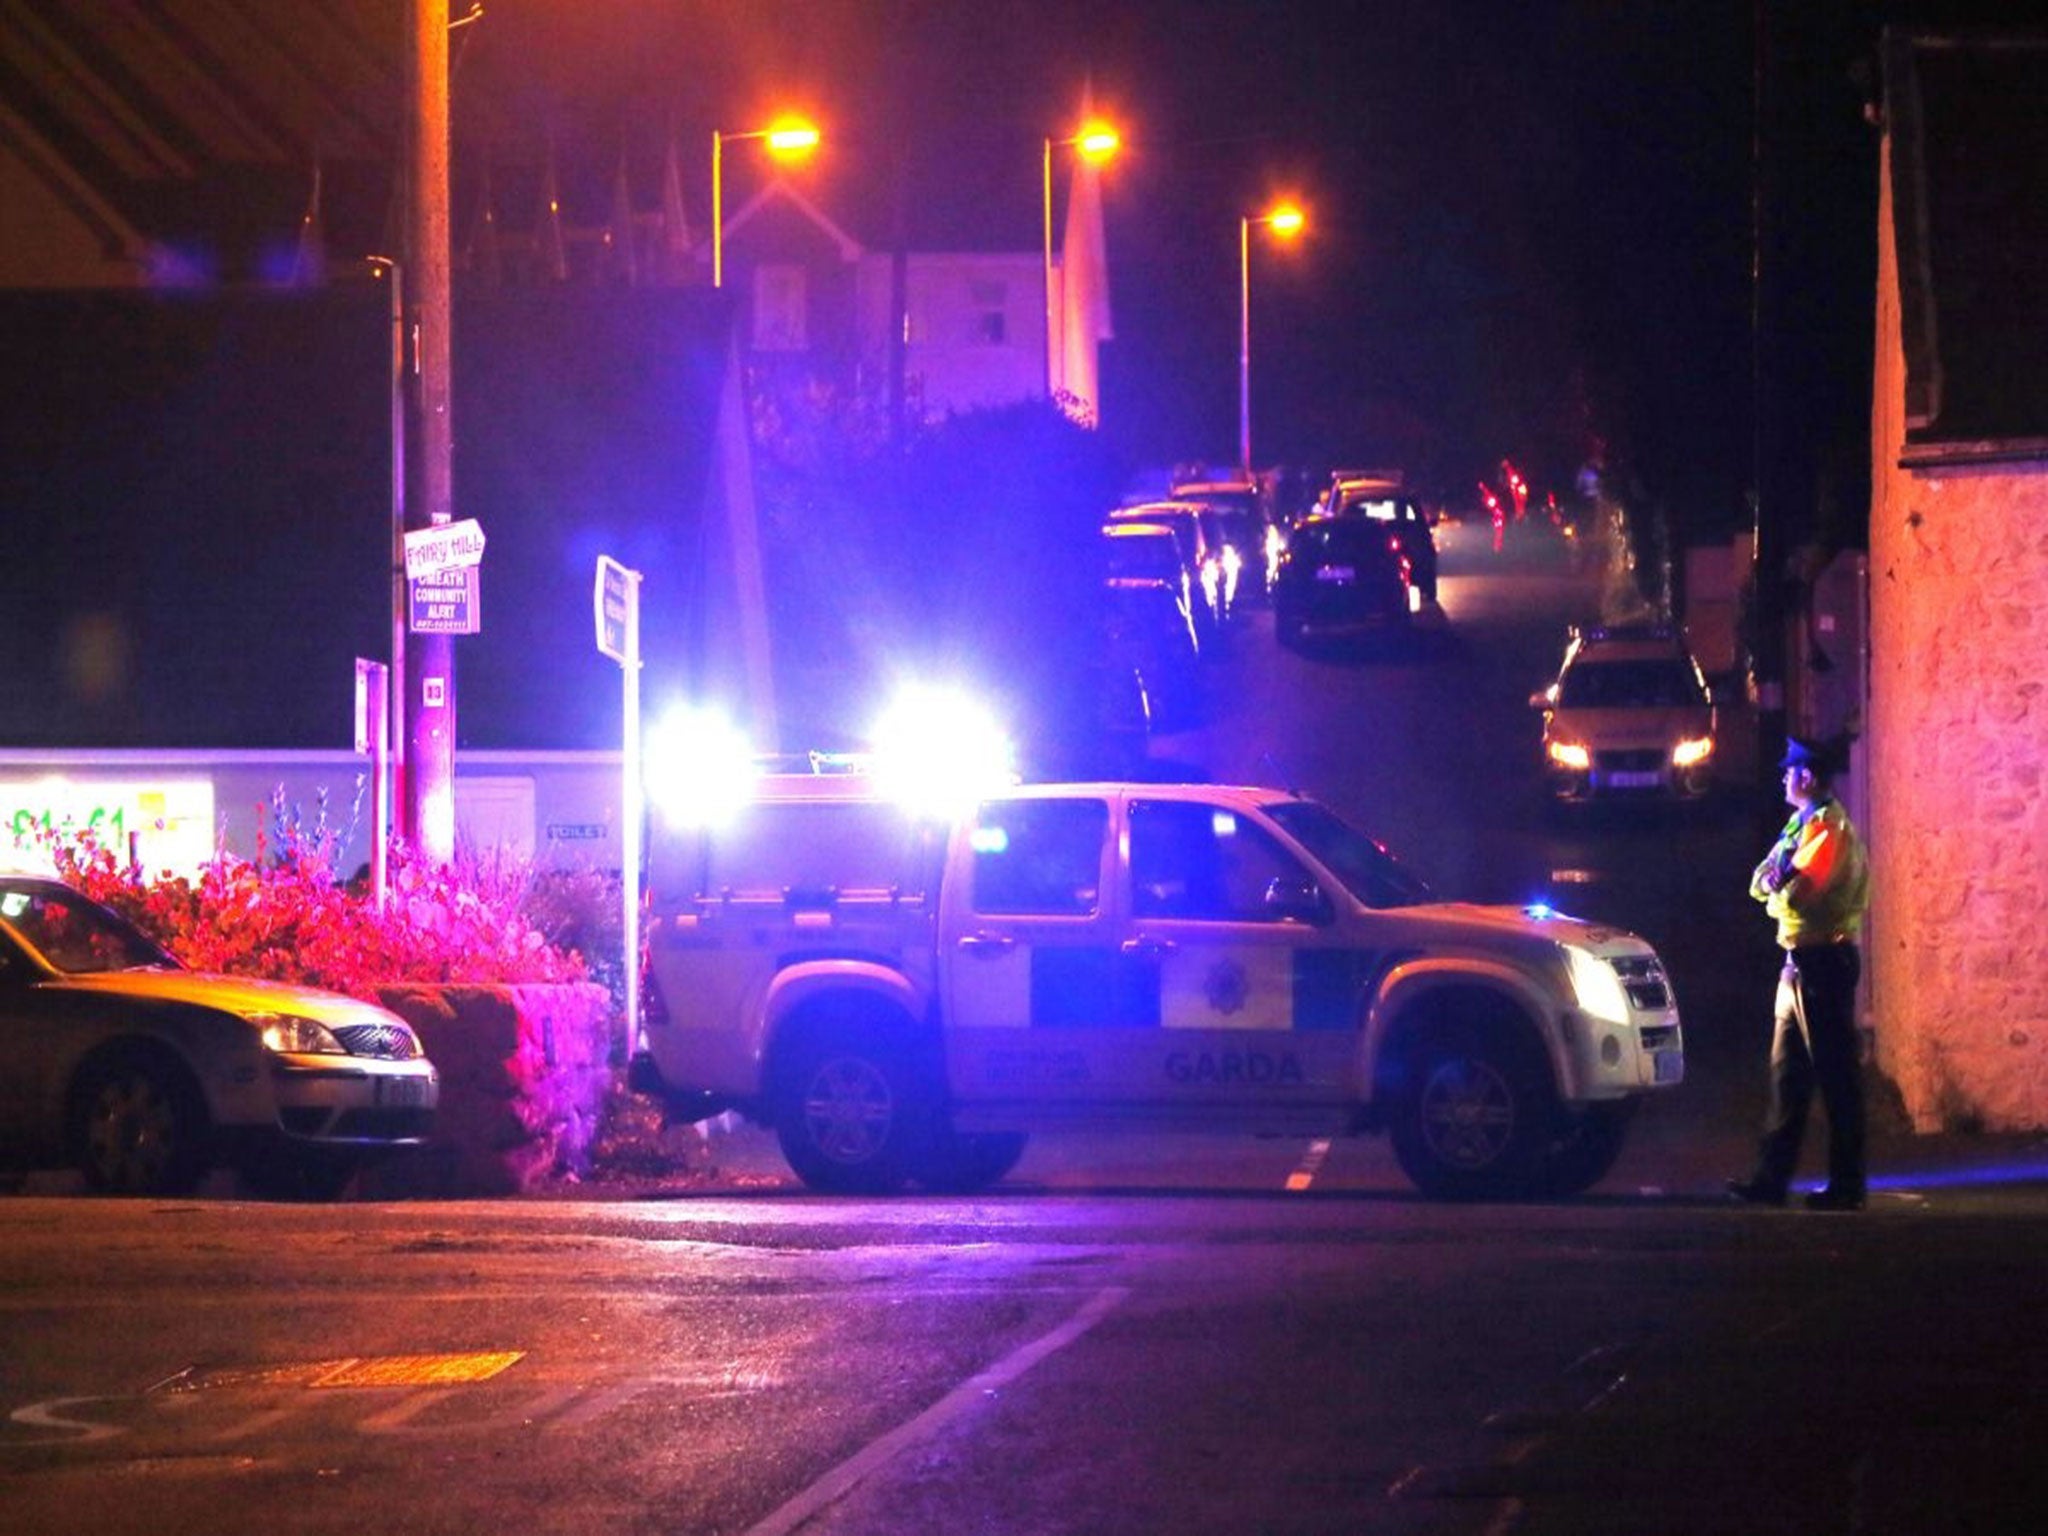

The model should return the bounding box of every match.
[645,703,759,829]
[870,683,1016,819]
[1672,734,1715,768]
[1564,946,1632,1025]
[254,1014,347,1055]
[1547,739,1592,771]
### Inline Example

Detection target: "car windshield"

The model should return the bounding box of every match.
[1559,658,1707,709]
[0,883,177,974]
[1262,801,1434,909]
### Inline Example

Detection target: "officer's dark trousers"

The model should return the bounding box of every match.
[1754,943,1865,1197]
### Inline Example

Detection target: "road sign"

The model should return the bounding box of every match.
[403,517,487,579]
[593,554,644,1065]
[410,567,479,634]
[596,555,638,663]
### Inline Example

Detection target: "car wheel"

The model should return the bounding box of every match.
[1535,1100,1637,1197]
[71,1052,209,1196]
[912,1129,1027,1194]
[774,1030,929,1194]
[1389,1025,1552,1201]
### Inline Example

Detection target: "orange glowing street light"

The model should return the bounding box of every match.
[1043,119,1121,395]
[713,115,821,289]
[1240,201,1307,473]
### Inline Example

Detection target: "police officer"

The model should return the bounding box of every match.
[1727,734,1872,1211]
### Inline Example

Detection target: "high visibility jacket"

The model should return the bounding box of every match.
[1750,797,1869,948]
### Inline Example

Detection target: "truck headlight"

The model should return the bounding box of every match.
[1563,946,1632,1025]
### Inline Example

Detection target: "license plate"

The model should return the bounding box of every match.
[1315,566,1355,583]
[1653,1052,1684,1085]
[1606,770,1662,789]
[377,1076,431,1107]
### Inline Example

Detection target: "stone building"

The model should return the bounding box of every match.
[1868,30,2048,1130]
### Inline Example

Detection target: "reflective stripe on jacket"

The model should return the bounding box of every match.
[1750,798,1869,948]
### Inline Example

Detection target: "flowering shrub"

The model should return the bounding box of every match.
[40,798,589,998]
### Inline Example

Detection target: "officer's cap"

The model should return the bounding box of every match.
[1780,734,1848,776]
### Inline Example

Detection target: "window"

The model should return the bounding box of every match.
[1129,801,1308,922]
[970,799,1106,916]
[969,279,1007,346]
[751,264,808,351]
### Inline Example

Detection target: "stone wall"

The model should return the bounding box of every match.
[368,983,615,1195]
[1868,138,2048,1131]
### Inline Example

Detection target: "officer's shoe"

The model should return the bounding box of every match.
[1803,1187,1866,1212]
[1725,1177,1788,1208]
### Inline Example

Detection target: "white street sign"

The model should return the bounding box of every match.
[403,518,487,579]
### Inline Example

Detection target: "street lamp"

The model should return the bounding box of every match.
[1043,120,1120,396]
[712,115,821,289]
[1239,202,1305,475]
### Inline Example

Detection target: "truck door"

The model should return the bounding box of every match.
[1118,797,1358,1121]
[941,795,1133,1106]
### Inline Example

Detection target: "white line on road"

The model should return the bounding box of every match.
[1286,1138,1334,1192]
[741,1285,1129,1536]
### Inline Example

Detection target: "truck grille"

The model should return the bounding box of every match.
[1611,955,1671,1012]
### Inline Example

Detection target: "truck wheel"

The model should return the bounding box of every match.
[1389,1026,1551,1201]
[912,1129,1028,1195]
[71,1052,210,1197]
[1535,1101,1637,1197]
[775,1036,927,1195]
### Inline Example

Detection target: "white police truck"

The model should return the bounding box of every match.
[631,769,1684,1199]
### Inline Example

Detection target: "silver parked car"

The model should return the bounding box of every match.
[0,875,439,1197]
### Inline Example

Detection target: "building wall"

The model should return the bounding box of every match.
[857,252,1047,422]
[1869,137,2048,1131]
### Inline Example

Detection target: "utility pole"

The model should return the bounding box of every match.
[402,0,457,863]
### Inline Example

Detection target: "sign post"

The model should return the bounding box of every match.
[353,658,390,907]
[595,555,644,1062]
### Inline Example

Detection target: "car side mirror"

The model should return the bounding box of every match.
[1264,877,1332,926]
[1530,687,1556,710]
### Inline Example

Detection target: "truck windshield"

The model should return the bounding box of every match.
[1262,801,1434,909]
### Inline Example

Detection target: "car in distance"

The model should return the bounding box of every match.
[1329,482,1440,602]
[1272,513,1415,648]
[0,875,439,1197]
[1530,625,1718,802]
[1109,502,1230,636]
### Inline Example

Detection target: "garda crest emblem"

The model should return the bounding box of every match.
[1205,958,1250,1015]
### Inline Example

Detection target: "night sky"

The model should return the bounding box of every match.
[445,0,1911,544]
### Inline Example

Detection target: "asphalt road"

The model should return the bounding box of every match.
[7,520,2048,1535]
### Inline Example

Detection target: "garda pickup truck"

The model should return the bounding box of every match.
[632,772,1684,1199]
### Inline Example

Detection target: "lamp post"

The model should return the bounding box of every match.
[1042,121,1120,397]
[401,0,456,864]
[1239,202,1305,476]
[712,116,821,289]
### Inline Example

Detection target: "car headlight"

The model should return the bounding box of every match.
[253,1014,347,1055]
[1547,739,1591,771]
[1563,946,1633,1025]
[1671,734,1714,768]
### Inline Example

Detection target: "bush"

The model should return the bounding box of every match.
[40,793,590,998]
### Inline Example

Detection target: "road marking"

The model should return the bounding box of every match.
[741,1286,1128,1536]
[311,1352,525,1388]
[1286,1138,1334,1191]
